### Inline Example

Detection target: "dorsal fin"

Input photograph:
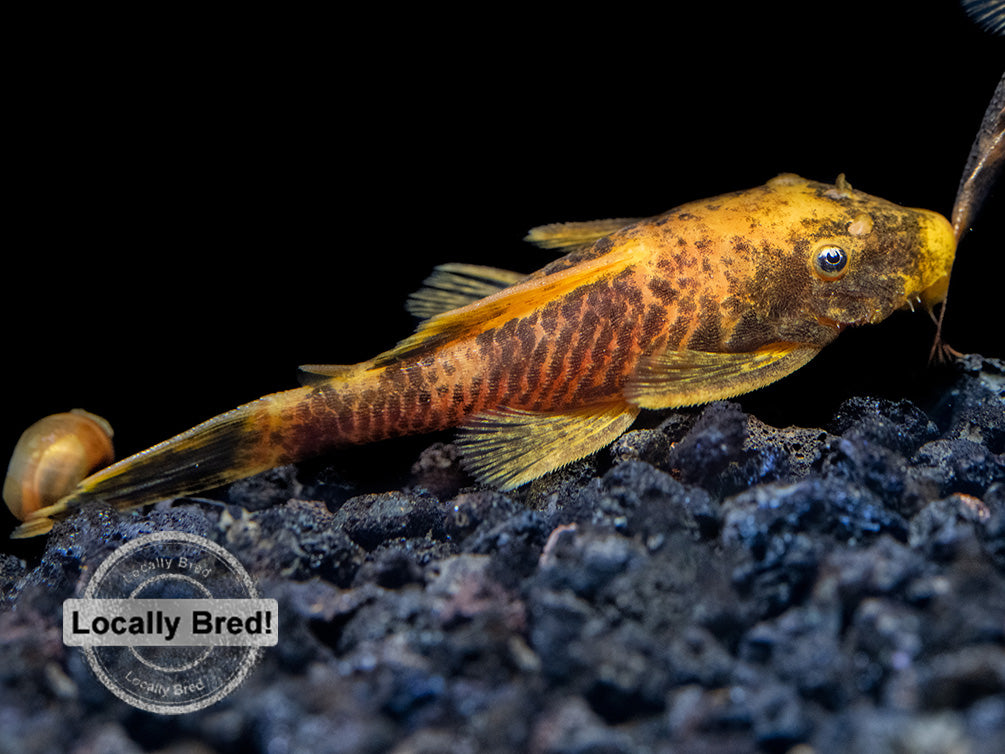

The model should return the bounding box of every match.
[405,263,526,320]
[296,364,355,386]
[373,240,646,368]
[524,218,642,250]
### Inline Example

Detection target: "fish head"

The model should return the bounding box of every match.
[744,174,957,339]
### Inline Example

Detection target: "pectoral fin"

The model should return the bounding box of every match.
[524,218,642,250]
[625,344,820,409]
[406,263,526,319]
[457,402,639,490]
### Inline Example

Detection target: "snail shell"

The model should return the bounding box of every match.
[3,409,114,521]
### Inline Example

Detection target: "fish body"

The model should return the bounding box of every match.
[11,174,956,537]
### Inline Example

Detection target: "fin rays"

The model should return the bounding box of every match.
[525,218,642,250]
[406,263,526,320]
[457,403,639,490]
[626,344,820,409]
[376,243,646,368]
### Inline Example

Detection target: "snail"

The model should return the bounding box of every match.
[3,409,114,523]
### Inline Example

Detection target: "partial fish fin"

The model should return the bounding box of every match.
[457,403,639,490]
[963,0,1005,35]
[626,343,820,409]
[406,263,526,319]
[524,218,642,250]
[375,242,646,368]
[297,364,355,386]
[11,397,287,538]
[10,517,53,538]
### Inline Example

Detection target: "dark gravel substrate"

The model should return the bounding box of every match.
[2,355,1004,753]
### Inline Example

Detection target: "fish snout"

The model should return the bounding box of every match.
[910,209,957,312]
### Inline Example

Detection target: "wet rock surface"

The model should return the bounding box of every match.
[2,356,1004,753]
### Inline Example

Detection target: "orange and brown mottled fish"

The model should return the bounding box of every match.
[8,174,957,537]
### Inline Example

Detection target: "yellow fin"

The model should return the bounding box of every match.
[11,398,276,539]
[297,364,355,386]
[405,263,526,319]
[457,403,640,490]
[10,515,54,538]
[375,241,645,368]
[524,218,642,250]
[626,344,821,409]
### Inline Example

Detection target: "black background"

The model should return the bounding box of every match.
[4,3,1003,538]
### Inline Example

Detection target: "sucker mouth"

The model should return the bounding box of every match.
[816,304,896,331]
[824,291,927,329]
[816,299,899,331]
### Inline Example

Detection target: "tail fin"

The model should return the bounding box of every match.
[11,391,301,538]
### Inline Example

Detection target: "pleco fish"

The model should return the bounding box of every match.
[10,174,957,537]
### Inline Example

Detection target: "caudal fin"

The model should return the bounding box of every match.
[11,393,293,538]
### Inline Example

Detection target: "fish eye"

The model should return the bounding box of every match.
[813,245,848,280]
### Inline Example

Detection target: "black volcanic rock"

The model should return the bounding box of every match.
[2,356,1004,753]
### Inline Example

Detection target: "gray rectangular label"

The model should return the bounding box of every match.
[64,599,279,646]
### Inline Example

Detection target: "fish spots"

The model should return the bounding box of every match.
[274,174,944,470]
[538,299,561,335]
[561,291,584,321]
[585,280,611,313]
[665,314,690,350]
[612,276,644,315]
[572,300,604,361]
[525,337,552,405]
[641,303,665,340]
[647,278,678,306]
[406,364,427,391]
[381,366,407,393]
[672,250,698,270]
[730,236,754,260]
[385,393,403,428]
[686,294,723,351]
[476,330,495,360]
[590,236,615,257]
[515,317,538,361]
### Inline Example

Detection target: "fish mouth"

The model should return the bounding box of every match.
[816,287,935,332]
[816,310,887,331]
[815,286,904,331]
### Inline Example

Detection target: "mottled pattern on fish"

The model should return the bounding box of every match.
[12,174,957,537]
[273,175,947,450]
